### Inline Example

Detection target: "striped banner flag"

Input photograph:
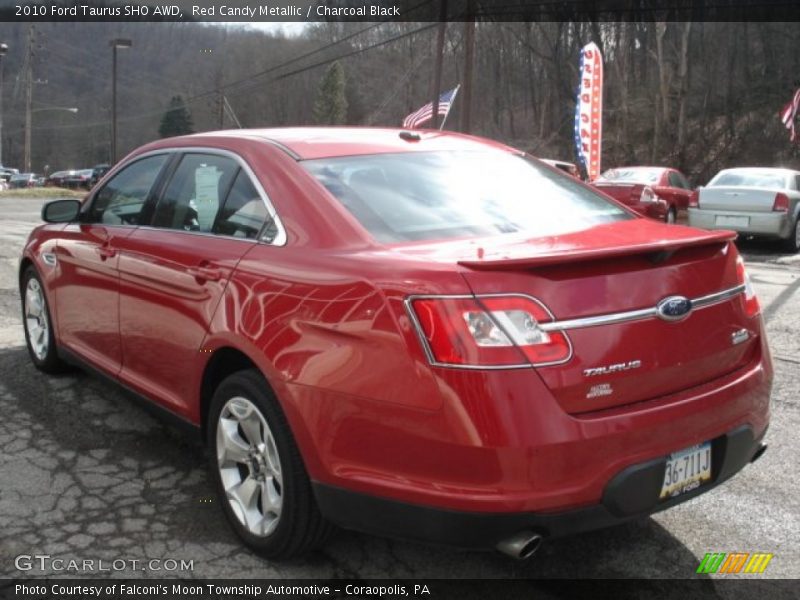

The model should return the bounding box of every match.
[780,88,800,142]
[574,42,603,181]
[402,86,460,129]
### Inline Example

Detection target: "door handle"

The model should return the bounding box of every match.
[96,244,116,259]
[187,265,222,282]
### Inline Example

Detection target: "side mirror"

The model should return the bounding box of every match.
[42,199,81,223]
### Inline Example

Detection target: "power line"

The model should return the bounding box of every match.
[7,21,439,135]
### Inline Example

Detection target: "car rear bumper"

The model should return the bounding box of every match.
[689,208,792,239]
[313,424,767,549]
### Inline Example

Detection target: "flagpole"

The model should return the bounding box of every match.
[439,84,460,131]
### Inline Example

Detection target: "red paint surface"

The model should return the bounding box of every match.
[23,128,771,515]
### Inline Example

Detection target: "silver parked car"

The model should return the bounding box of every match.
[689,167,800,252]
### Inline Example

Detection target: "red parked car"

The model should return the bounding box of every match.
[593,166,693,224]
[21,128,771,560]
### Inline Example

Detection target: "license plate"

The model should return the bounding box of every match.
[715,215,749,228]
[660,442,712,500]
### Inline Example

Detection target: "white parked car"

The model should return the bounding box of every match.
[688,167,800,252]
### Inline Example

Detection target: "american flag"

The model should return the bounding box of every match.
[780,88,800,142]
[402,86,460,129]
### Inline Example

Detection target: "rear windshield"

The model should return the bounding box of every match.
[302,151,630,243]
[709,171,788,189]
[597,168,662,184]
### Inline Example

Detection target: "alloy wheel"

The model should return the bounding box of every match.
[216,396,283,537]
[24,278,49,361]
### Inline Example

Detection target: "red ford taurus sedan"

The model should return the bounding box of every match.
[593,166,694,224]
[20,128,771,560]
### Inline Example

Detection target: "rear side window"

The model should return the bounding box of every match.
[668,171,688,189]
[303,151,630,243]
[87,154,168,225]
[152,154,238,232]
[213,171,270,240]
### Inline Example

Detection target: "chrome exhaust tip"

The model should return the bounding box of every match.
[496,531,542,560]
[751,443,767,463]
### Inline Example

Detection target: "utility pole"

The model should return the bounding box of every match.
[110,38,132,164]
[460,0,475,133]
[430,0,447,129]
[23,25,34,173]
[0,42,8,167]
[216,68,225,129]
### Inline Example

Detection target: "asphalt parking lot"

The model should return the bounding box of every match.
[0,196,798,580]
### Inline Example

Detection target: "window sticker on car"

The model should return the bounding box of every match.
[195,166,222,230]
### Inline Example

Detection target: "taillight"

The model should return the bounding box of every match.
[689,190,699,208]
[736,256,760,318]
[408,295,571,368]
[638,186,656,203]
[772,192,789,212]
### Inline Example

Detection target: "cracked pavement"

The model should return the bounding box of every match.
[0,197,798,580]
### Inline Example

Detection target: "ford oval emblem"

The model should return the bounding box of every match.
[656,296,693,321]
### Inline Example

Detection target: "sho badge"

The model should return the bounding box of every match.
[583,359,642,377]
[587,383,613,398]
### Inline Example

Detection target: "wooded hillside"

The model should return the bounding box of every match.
[0,20,797,184]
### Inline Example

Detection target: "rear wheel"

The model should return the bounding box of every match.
[781,218,800,253]
[21,267,68,373]
[208,369,332,558]
[665,206,677,224]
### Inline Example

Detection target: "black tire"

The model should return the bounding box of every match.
[781,218,800,253]
[20,267,69,373]
[665,206,677,224]
[207,369,333,558]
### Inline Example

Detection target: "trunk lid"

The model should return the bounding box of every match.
[430,220,757,414]
[592,182,643,206]
[699,186,780,212]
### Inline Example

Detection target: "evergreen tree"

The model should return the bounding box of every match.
[158,96,194,138]
[312,61,348,125]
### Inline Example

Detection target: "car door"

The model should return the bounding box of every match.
[54,153,170,376]
[665,170,692,210]
[115,151,271,418]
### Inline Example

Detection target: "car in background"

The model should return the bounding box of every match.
[90,164,111,187]
[592,166,693,224]
[9,172,41,189]
[21,128,771,559]
[541,159,582,179]
[45,170,76,188]
[688,167,800,253]
[63,169,95,190]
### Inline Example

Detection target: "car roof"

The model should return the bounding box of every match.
[607,166,668,171]
[159,127,521,160]
[540,158,575,167]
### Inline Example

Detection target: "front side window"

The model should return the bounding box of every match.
[87,154,169,225]
[303,151,630,243]
[152,154,238,232]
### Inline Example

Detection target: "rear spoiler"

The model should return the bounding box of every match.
[458,230,737,270]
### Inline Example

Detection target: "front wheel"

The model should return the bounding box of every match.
[781,218,800,253]
[665,206,677,224]
[207,369,332,558]
[21,267,68,373]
